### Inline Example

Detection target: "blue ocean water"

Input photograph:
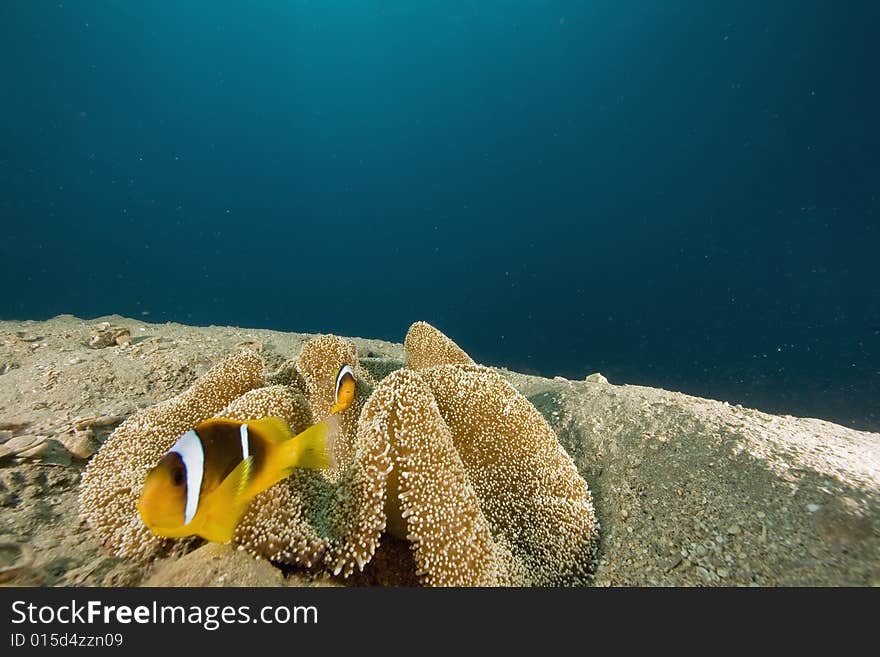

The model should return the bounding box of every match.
[1,2,878,431]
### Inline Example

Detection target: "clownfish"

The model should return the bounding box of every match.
[137,417,331,543]
[329,364,356,415]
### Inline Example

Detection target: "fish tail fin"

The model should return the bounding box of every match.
[279,420,335,471]
[197,457,254,543]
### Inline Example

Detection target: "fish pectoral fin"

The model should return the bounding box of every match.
[197,457,254,543]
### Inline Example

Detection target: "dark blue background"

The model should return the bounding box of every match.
[1,2,878,430]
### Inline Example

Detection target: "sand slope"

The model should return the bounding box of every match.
[0,314,877,586]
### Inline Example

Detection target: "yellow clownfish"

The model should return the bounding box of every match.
[137,417,331,543]
[329,364,356,415]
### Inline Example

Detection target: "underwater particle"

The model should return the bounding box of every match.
[78,351,265,560]
[404,321,475,371]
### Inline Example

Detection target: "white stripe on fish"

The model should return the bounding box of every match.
[170,429,205,526]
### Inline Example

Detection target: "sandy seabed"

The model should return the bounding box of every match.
[0,314,877,587]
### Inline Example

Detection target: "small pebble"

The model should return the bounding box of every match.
[72,415,123,432]
[59,431,100,460]
[18,439,71,466]
[235,340,263,353]
[807,504,821,513]
[664,556,683,572]
[3,434,44,455]
[0,542,35,584]
[88,333,114,349]
[88,325,130,349]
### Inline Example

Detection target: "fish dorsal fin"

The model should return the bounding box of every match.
[196,456,254,543]
[247,417,293,444]
[197,417,236,431]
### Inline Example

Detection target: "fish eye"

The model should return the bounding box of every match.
[172,467,185,486]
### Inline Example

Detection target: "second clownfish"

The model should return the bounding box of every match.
[330,364,356,415]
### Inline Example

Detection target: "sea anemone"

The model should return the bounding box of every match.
[404,320,475,371]
[80,324,599,585]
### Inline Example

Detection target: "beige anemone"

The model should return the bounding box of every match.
[404,320,474,371]
[80,324,599,586]
[417,364,599,585]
